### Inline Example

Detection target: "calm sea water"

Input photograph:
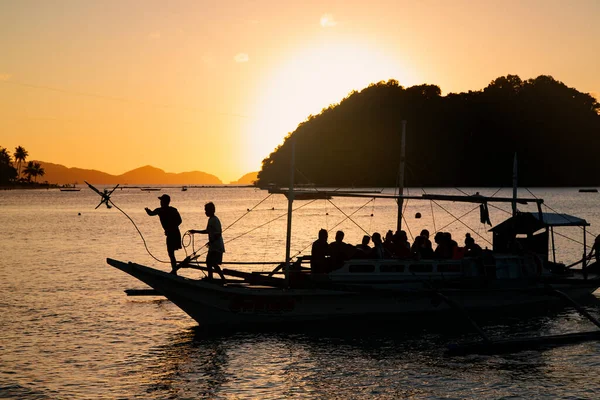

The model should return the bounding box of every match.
[2,186,600,399]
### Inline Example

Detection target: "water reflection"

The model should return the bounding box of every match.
[140,299,600,399]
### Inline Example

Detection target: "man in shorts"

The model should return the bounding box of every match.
[192,202,227,282]
[145,194,182,274]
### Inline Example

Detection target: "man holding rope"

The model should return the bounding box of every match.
[190,202,227,283]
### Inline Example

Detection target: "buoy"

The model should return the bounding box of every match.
[415,212,421,218]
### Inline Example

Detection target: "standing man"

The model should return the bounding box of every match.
[145,194,182,274]
[192,202,227,282]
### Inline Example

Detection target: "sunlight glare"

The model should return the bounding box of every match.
[245,40,413,170]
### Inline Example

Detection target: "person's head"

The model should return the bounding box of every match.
[465,233,474,246]
[362,235,371,246]
[204,201,216,217]
[158,194,170,207]
[372,232,382,244]
[413,235,424,246]
[434,232,444,244]
[385,230,394,242]
[420,229,430,239]
[335,230,344,242]
[318,228,328,241]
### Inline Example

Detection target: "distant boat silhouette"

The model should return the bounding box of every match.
[181,186,188,191]
[579,188,598,193]
[140,188,160,191]
[60,183,80,192]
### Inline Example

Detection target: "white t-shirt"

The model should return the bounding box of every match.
[207,215,225,253]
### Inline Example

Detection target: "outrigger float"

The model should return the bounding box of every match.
[94,127,600,355]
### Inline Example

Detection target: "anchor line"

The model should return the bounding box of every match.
[85,181,170,264]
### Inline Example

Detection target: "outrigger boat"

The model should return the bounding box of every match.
[99,127,600,353]
[107,190,600,325]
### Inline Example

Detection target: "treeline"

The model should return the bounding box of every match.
[0,146,46,185]
[256,75,600,187]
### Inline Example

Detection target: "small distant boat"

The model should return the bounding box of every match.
[140,188,160,192]
[579,188,598,193]
[59,184,81,192]
[181,186,188,191]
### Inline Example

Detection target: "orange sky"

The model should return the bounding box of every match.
[1,0,599,182]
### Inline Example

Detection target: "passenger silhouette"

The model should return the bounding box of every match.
[190,202,227,282]
[464,233,483,257]
[588,234,600,263]
[328,230,353,269]
[311,229,329,273]
[355,235,372,257]
[371,232,384,259]
[145,194,182,274]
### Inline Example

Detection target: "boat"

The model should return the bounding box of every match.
[107,190,600,326]
[182,186,188,191]
[59,183,80,191]
[140,187,161,191]
[99,126,600,351]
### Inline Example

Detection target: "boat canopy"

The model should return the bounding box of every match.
[491,212,589,235]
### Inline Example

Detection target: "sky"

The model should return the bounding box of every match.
[1,0,599,183]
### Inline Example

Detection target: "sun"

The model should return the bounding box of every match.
[242,38,415,172]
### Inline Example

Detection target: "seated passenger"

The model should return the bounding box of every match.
[383,230,395,257]
[328,230,354,269]
[310,229,329,273]
[464,233,483,258]
[355,235,372,258]
[370,232,385,259]
[393,230,411,259]
[411,235,434,259]
[434,232,455,259]
[420,229,433,250]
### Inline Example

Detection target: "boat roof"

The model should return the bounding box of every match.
[490,212,589,234]
[267,188,544,205]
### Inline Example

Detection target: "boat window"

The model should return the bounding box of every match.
[349,265,375,273]
[438,264,461,273]
[380,264,405,273]
[409,264,433,273]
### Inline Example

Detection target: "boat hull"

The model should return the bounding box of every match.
[107,258,600,328]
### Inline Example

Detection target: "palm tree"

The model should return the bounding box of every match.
[23,161,35,182]
[0,147,18,184]
[33,162,45,182]
[13,146,28,180]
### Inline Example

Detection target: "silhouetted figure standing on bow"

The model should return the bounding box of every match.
[145,194,182,274]
[191,202,227,282]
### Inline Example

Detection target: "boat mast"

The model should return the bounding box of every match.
[512,153,518,216]
[284,139,296,288]
[397,120,407,232]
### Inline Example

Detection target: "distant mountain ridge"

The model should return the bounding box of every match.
[37,161,223,185]
[229,171,258,184]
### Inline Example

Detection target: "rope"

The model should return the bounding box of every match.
[429,200,493,246]
[109,201,169,264]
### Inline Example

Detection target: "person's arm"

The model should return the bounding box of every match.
[145,207,158,216]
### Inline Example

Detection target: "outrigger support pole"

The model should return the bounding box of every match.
[549,288,600,329]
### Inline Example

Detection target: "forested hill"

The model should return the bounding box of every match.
[256,75,600,187]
